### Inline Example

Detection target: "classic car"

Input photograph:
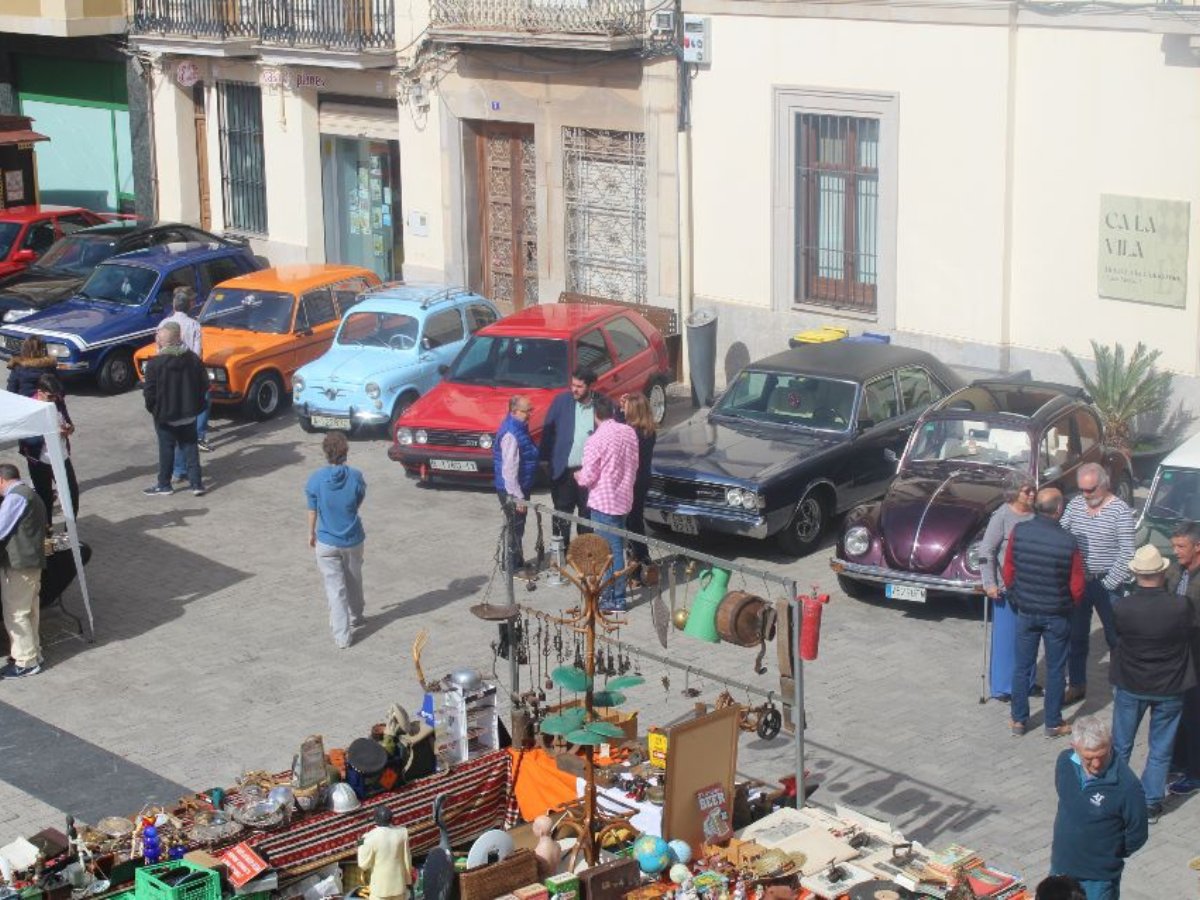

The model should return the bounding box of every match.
[0,241,263,393]
[389,302,671,482]
[0,221,241,324]
[644,342,963,555]
[830,379,1134,601]
[1135,430,1200,553]
[293,284,499,434]
[0,205,106,280]
[135,264,379,419]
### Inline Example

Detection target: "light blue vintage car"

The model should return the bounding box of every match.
[292,283,499,435]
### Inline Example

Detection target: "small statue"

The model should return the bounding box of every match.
[531,814,561,878]
[357,808,413,900]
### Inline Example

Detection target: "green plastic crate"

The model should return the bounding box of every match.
[135,861,221,900]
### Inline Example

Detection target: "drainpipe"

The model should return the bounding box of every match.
[998,0,1019,373]
[676,0,694,385]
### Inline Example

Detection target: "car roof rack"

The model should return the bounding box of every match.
[420,286,470,309]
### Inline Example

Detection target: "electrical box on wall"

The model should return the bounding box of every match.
[682,15,711,65]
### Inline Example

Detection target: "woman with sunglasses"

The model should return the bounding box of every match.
[982,472,1040,702]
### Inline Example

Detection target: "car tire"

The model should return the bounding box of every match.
[388,392,418,438]
[645,379,668,426]
[243,372,284,421]
[837,573,875,600]
[777,492,828,556]
[298,415,317,434]
[97,348,135,394]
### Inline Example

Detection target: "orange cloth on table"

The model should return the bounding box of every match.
[506,748,579,821]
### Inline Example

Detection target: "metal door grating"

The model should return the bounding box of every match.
[564,127,646,304]
[218,81,268,236]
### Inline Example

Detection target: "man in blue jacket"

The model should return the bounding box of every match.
[493,395,538,572]
[1051,715,1148,900]
[539,366,596,549]
[305,431,368,649]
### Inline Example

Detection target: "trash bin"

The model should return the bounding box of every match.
[844,331,891,344]
[788,325,849,349]
[686,308,718,407]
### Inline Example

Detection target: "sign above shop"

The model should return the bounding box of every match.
[1098,194,1190,308]
[176,61,201,89]
[259,68,327,90]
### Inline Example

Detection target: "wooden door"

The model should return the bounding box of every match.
[193,83,211,232]
[477,123,537,310]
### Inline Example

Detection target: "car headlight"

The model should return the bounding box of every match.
[725,487,759,509]
[47,343,70,359]
[844,525,871,557]
[414,429,428,444]
[3,308,33,324]
[207,367,228,383]
[365,382,380,400]
[293,375,305,393]
[479,433,493,450]
[396,427,413,446]
[726,487,745,508]
[965,543,984,573]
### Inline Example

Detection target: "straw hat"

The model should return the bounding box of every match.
[1129,544,1170,576]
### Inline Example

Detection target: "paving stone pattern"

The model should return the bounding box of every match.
[0,389,1194,898]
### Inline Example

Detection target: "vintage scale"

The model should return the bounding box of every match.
[536,533,644,867]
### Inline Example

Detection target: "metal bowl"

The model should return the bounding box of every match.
[96,817,134,838]
[448,667,483,691]
[232,800,285,830]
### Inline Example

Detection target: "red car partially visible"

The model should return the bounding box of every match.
[0,206,107,278]
[389,302,672,483]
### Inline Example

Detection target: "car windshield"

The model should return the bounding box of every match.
[712,369,858,431]
[34,234,119,276]
[0,223,19,259]
[78,263,158,306]
[1144,467,1200,523]
[199,288,295,334]
[906,417,1032,469]
[337,311,419,348]
[448,335,568,389]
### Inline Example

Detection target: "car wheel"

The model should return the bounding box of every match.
[388,392,418,437]
[837,574,875,600]
[646,380,668,426]
[777,493,827,556]
[1114,473,1134,507]
[243,372,284,421]
[298,415,317,434]
[97,349,135,393]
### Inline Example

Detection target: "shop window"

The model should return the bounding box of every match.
[424,309,465,349]
[603,317,650,362]
[218,82,268,236]
[576,329,613,375]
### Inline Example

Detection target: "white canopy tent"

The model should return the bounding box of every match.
[0,391,92,638]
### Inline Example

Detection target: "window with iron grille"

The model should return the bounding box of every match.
[218,82,268,236]
[795,114,879,313]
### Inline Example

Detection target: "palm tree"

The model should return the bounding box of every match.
[1059,340,1173,453]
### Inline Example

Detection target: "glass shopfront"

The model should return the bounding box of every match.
[320,135,402,282]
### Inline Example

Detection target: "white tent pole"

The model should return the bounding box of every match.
[40,409,94,641]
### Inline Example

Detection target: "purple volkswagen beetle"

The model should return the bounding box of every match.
[829,379,1133,602]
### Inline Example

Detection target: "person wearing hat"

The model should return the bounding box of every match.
[357,807,412,900]
[1110,543,1196,819]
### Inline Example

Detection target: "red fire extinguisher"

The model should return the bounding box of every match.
[799,590,831,661]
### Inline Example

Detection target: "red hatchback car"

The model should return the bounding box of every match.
[389,302,671,482]
[0,206,107,278]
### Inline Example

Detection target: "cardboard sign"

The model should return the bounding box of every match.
[222,842,269,888]
[695,782,732,843]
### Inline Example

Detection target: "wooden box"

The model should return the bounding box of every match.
[458,849,539,900]
[578,857,641,900]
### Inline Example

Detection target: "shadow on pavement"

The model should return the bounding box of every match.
[355,574,490,636]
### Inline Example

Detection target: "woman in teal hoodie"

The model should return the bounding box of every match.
[305,431,367,649]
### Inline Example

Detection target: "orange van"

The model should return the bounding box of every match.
[135,264,380,419]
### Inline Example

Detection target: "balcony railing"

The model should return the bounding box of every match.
[430,0,644,37]
[257,0,395,51]
[131,0,256,39]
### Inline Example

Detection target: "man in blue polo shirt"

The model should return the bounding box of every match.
[1051,715,1148,900]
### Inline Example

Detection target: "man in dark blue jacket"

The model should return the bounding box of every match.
[1003,487,1086,737]
[1051,715,1148,900]
[539,366,596,549]
[493,395,538,571]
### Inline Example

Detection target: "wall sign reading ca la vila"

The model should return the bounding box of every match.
[1098,194,1189,308]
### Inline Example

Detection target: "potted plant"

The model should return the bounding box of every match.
[1059,340,1173,470]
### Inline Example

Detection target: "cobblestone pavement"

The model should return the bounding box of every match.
[0,387,1194,898]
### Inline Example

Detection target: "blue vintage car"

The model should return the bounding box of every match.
[292,283,499,435]
[0,240,262,392]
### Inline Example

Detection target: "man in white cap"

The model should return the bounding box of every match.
[1110,544,1195,819]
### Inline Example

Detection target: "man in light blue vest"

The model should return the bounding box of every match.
[494,395,538,572]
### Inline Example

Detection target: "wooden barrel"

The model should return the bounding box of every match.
[715,590,774,646]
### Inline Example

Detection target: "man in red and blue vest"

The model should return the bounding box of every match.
[494,395,539,571]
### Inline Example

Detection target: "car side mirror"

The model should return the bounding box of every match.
[438,364,450,376]
[1042,464,1062,483]
[12,249,37,263]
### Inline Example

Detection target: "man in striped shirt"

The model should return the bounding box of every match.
[1060,462,1135,704]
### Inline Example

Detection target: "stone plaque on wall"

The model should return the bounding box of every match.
[1098,194,1189,308]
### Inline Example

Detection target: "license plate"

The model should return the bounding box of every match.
[311,415,350,429]
[668,513,699,535]
[885,583,927,603]
[429,459,478,472]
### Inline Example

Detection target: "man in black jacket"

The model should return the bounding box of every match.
[1003,487,1086,738]
[1111,543,1195,817]
[142,321,209,497]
